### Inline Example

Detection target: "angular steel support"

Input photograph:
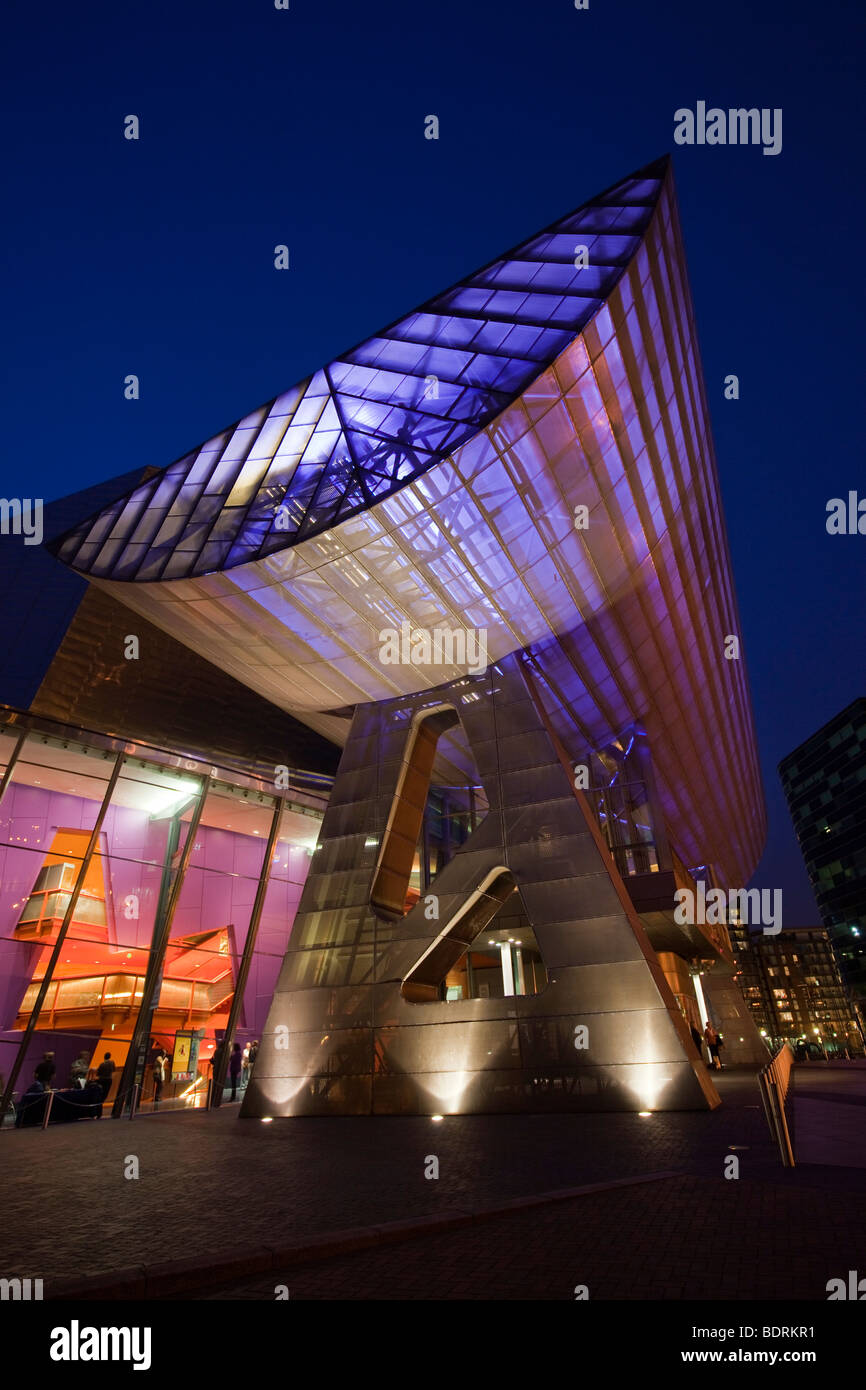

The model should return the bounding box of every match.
[242,655,720,1116]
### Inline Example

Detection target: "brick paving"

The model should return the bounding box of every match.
[0,1065,863,1299]
[199,1170,866,1301]
[790,1062,866,1168]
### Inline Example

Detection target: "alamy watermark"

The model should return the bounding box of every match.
[0,1276,42,1300]
[50,1321,151,1371]
[674,884,782,935]
[827,1270,866,1300]
[0,498,42,546]
[378,622,488,675]
[674,102,782,156]
[826,492,866,535]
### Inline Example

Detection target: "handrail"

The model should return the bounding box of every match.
[758,1042,795,1166]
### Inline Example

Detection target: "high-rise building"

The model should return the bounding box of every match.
[0,156,768,1120]
[732,926,862,1057]
[779,698,866,1023]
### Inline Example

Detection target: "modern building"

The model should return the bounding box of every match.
[732,925,862,1057]
[1,155,768,1120]
[0,496,338,1120]
[779,698,866,1025]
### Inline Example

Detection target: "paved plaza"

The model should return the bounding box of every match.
[0,1065,863,1300]
[201,1169,866,1301]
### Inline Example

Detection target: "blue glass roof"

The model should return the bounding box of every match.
[55,158,668,582]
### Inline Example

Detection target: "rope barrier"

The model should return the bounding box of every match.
[5,1072,230,1130]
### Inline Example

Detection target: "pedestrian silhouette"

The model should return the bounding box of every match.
[703,1021,721,1070]
[34,1052,56,1087]
[96,1051,115,1099]
[229,1042,243,1100]
[69,1051,90,1088]
[152,1049,167,1109]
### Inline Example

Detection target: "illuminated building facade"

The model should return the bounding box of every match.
[1,156,767,1118]
[779,697,866,1022]
[733,926,862,1057]
[0,710,332,1121]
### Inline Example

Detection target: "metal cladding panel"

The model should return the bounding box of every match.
[51,157,765,886]
[242,656,721,1116]
[30,587,340,780]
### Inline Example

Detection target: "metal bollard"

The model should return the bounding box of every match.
[40,1090,54,1130]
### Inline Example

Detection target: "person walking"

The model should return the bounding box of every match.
[704,1021,721,1070]
[96,1052,115,1099]
[34,1051,56,1088]
[152,1049,167,1109]
[228,1042,243,1101]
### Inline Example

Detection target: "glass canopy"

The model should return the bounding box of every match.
[54,159,668,583]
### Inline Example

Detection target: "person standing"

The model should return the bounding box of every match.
[228,1042,243,1100]
[241,1043,251,1088]
[35,1052,56,1088]
[96,1052,115,1099]
[152,1049,167,1109]
[208,1038,225,1107]
[704,1021,721,1070]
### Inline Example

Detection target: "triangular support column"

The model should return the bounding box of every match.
[243,654,720,1115]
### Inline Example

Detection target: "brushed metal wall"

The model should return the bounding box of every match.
[242,654,720,1116]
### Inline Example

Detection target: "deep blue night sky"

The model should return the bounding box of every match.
[3,0,864,921]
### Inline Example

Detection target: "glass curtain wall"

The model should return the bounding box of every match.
[0,714,326,1125]
[0,731,121,1125]
[581,727,663,878]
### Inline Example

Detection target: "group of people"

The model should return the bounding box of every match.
[210,1038,259,1100]
[23,1036,259,1115]
[33,1050,117,1098]
[14,1049,116,1125]
[150,1038,261,1106]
